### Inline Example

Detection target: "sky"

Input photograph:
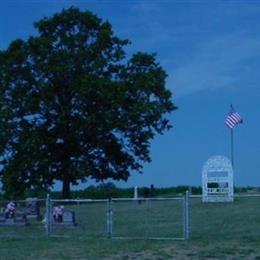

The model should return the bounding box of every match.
[1,0,260,189]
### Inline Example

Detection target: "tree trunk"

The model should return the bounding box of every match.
[61,149,71,198]
[62,177,71,199]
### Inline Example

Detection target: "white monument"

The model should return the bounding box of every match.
[202,155,234,202]
[134,186,138,200]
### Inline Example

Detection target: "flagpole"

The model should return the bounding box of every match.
[225,104,242,169]
[231,128,234,168]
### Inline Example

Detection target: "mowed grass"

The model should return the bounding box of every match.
[1,195,260,259]
[50,198,184,239]
[191,196,260,241]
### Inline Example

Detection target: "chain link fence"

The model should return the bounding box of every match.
[46,197,108,238]
[0,195,188,240]
[110,197,187,240]
[0,198,46,238]
[46,193,189,240]
[3,192,260,241]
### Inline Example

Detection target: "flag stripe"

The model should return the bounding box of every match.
[225,118,235,128]
[225,107,243,129]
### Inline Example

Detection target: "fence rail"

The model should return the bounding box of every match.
[2,192,260,240]
[46,195,189,240]
[111,196,187,240]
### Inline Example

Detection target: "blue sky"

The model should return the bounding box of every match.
[1,0,260,188]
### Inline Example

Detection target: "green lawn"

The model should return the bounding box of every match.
[1,236,260,259]
[1,195,260,259]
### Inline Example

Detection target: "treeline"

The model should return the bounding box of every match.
[50,183,202,199]
[0,183,201,199]
[49,185,260,199]
[2,183,259,200]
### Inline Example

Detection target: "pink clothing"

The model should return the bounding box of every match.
[52,206,64,220]
[4,202,16,218]
[4,202,16,214]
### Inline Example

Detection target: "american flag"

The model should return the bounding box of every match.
[225,106,243,129]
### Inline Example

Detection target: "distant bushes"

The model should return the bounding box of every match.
[51,183,133,199]
[2,183,260,200]
[50,183,202,199]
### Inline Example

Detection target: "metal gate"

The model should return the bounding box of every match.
[46,192,190,240]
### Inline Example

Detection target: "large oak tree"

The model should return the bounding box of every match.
[0,7,176,198]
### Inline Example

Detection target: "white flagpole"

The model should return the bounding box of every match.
[231,127,234,168]
[230,104,234,168]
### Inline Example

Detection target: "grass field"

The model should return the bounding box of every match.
[1,195,260,259]
[49,198,184,239]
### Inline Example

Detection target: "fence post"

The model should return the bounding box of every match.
[106,198,112,238]
[144,199,149,238]
[77,198,80,224]
[183,190,190,240]
[45,194,51,237]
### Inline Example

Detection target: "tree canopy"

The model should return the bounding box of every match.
[0,7,177,198]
